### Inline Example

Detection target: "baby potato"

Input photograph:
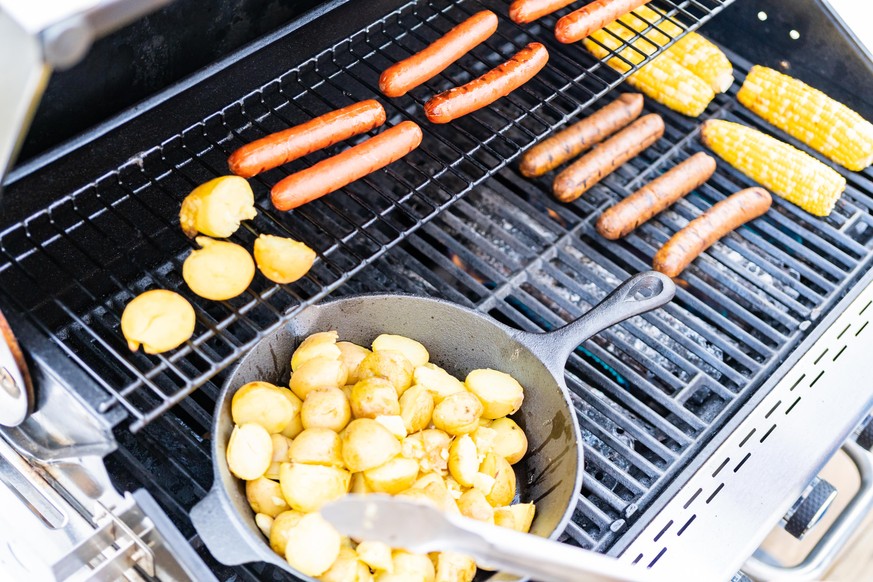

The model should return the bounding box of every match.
[290,356,348,400]
[338,342,371,384]
[292,331,341,372]
[404,429,451,474]
[183,236,255,301]
[255,512,274,538]
[457,489,494,524]
[246,476,289,517]
[284,512,342,577]
[399,384,434,434]
[447,435,478,488]
[434,552,476,582]
[179,175,257,238]
[372,334,429,368]
[279,462,350,512]
[479,453,516,507]
[470,426,496,458]
[357,540,393,572]
[121,289,195,354]
[270,510,304,555]
[508,502,535,533]
[266,433,294,480]
[356,351,414,396]
[464,369,524,420]
[414,474,460,515]
[278,388,304,439]
[350,471,373,494]
[342,419,401,472]
[319,547,361,582]
[302,387,351,432]
[288,428,344,467]
[392,551,435,582]
[413,364,465,403]
[375,415,408,439]
[351,378,400,419]
[232,381,294,433]
[226,423,272,480]
[489,417,528,465]
[432,392,483,436]
[493,507,516,530]
[364,456,420,494]
[254,234,316,285]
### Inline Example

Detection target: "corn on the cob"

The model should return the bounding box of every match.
[738,65,873,171]
[700,119,846,217]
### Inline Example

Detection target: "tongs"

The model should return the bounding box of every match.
[321,495,653,582]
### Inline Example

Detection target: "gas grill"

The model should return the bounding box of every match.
[2,0,873,580]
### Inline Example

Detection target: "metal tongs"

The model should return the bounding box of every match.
[321,495,653,582]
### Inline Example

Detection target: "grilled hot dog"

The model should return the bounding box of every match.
[228,100,386,178]
[653,187,772,277]
[424,42,549,124]
[555,0,651,44]
[596,152,716,239]
[552,113,664,202]
[270,121,423,211]
[380,11,498,98]
[509,0,578,24]
[519,93,643,177]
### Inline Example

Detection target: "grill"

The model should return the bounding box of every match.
[3,0,873,578]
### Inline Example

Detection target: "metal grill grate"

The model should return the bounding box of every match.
[0,0,733,430]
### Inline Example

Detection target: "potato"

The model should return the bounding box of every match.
[302,387,351,432]
[464,369,524,420]
[290,356,348,400]
[288,428,344,467]
[320,547,362,582]
[479,453,516,507]
[183,236,255,301]
[509,502,535,533]
[266,433,294,480]
[493,507,516,530]
[489,417,528,465]
[246,476,288,517]
[404,429,451,474]
[292,331,340,372]
[338,342,371,384]
[375,415,407,439]
[394,487,437,507]
[372,334,429,368]
[432,392,483,436]
[364,456,420,494]
[226,423,272,480]
[457,489,494,524]
[472,472,496,497]
[254,234,316,285]
[179,175,256,238]
[434,552,476,582]
[444,476,464,501]
[357,540,393,572]
[356,351,414,396]
[279,462,350,512]
[350,471,373,494]
[358,562,376,582]
[447,435,478,488]
[413,364,465,403]
[399,384,434,433]
[342,419,401,472]
[351,378,400,419]
[270,510,305,555]
[393,551,435,582]
[278,388,304,439]
[121,289,195,354]
[470,426,496,459]
[413,474,459,515]
[231,381,294,433]
[255,512,274,538]
[284,512,342,576]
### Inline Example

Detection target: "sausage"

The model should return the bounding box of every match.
[596,152,717,239]
[653,187,772,277]
[555,0,651,44]
[509,0,578,24]
[228,100,386,178]
[379,11,498,98]
[424,43,549,124]
[552,113,664,202]
[519,93,644,177]
[270,121,423,211]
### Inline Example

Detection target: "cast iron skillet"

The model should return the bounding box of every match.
[191,271,675,580]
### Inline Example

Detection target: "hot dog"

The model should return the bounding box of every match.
[519,93,643,177]
[596,152,716,239]
[653,187,772,277]
[424,43,549,124]
[555,0,651,44]
[228,100,386,178]
[379,11,498,98]
[271,121,423,211]
[552,113,664,202]
[509,0,578,24]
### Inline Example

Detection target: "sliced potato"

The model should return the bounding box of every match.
[432,392,483,436]
[479,453,516,507]
[434,552,476,582]
[447,434,478,488]
[183,236,254,301]
[393,551,435,582]
[265,433,294,480]
[278,388,304,439]
[375,415,407,439]
[338,341,371,385]
[364,456,420,494]
[226,423,272,480]
[457,489,494,524]
[302,387,351,432]
[412,364,465,404]
[319,547,362,582]
[292,331,340,372]
[399,384,434,434]
[231,381,294,433]
[489,417,528,465]
[509,502,535,533]
[284,512,342,577]
[290,356,348,400]
[288,428,344,467]
[246,476,289,517]
[356,350,414,396]
[254,234,316,285]
[372,334,429,368]
[179,175,256,238]
[255,512,274,538]
[121,289,196,354]
[342,418,402,472]
[357,540,394,572]
[279,462,350,512]
[351,377,400,419]
[464,369,524,420]
[270,510,304,555]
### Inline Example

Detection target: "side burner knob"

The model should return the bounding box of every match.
[783,477,837,539]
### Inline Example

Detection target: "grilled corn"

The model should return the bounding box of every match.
[738,65,873,171]
[700,119,846,217]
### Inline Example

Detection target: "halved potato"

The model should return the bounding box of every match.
[413,364,465,403]
[288,428,344,467]
[434,552,476,582]
[364,456,420,494]
[356,350,414,396]
[290,356,348,400]
[405,429,451,474]
[357,540,393,572]
[179,175,256,238]
[479,453,516,507]
[338,341,371,384]
[351,377,400,419]
[284,512,342,577]
[342,418,402,472]
[399,384,434,433]
[226,423,272,480]
[393,551,435,582]
[413,474,459,515]
[509,502,535,533]
[464,369,524,420]
[246,476,289,517]
[470,426,496,459]
[254,234,316,285]
[457,489,494,524]
[319,546,360,582]
[372,334,429,368]
[374,415,407,439]
[231,381,294,433]
[302,387,351,432]
[183,236,254,301]
[292,331,340,371]
[279,462,350,512]
[432,392,483,436]
[270,510,305,555]
[447,434,478,488]
[489,417,528,465]
[278,388,304,439]
[121,289,195,354]
[265,433,293,480]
